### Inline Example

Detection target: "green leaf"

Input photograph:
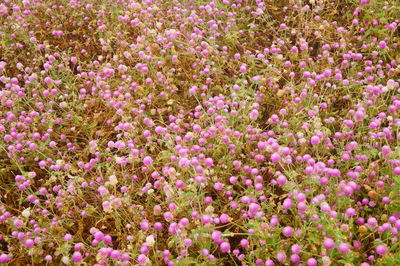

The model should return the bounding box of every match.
[85,121,98,130]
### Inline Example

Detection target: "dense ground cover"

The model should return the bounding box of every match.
[0,0,400,265]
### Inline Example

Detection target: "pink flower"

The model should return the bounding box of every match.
[143,156,153,166]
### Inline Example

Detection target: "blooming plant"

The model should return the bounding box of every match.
[0,0,399,265]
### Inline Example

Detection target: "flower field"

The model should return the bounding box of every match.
[0,0,400,265]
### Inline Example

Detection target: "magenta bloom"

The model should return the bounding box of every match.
[220,242,231,253]
[376,244,387,255]
[324,238,335,250]
[310,136,321,145]
[282,226,294,237]
[72,252,83,263]
[338,242,350,254]
[270,153,281,163]
[143,156,153,166]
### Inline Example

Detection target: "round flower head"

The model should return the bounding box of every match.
[276,252,286,262]
[143,156,153,166]
[220,242,230,253]
[338,242,350,254]
[324,238,335,250]
[307,258,317,266]
[376,244,387,255]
